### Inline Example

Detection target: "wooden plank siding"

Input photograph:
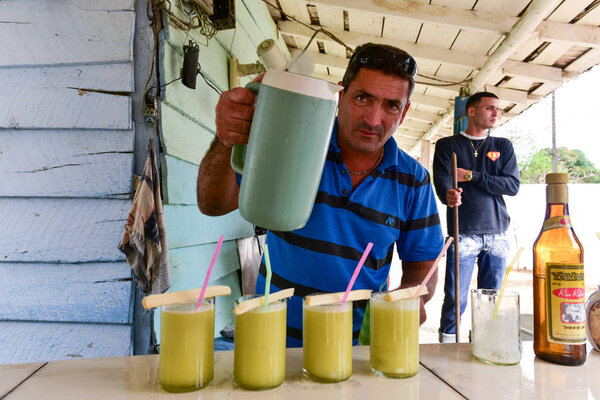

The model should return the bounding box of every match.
[0,129,134,198]
[0,86,132,130]
[159,102,215,165]
[0,262,132,324]
[0,63,134,92]
[165,27,230,90]
[161,155,198,205]
[163,205,254,249]
[0,322,133,364]
[0,198,129,263]
[0,0,136,363]
[170,241,243,283]
[0,1,134,67]
[157,0,287,339]
[242,0,292,60]
[160,42,222,132]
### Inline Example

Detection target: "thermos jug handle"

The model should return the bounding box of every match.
[231,81,261,174]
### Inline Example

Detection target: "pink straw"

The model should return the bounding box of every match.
[196,235,224,308]
[412,237,454,298]
[341,242,373,303]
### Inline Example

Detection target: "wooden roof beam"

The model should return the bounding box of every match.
[297,0,515,33]
[483,85,541,106]
[278,20,486,69]
[310,72,341,84]
[415,75,464,94]
[502,59,563,83]
[290,48,470,93]
[400,119,432,132]
[537,21,600,48]
[410,93,452,110]
[291,0,600,48]
[565,48,600,73]
[393,130,422,139]
[311,53,574,89]
[289,48,349,71]
[406,109,443,123]
[394,139,418,148]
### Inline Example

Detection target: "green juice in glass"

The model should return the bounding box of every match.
[303,300,352,382]
[369,293,419,378]
[234,296,287,390]
[159,300,215,392]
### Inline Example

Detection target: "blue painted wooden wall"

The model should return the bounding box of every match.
[156,0,290,339]
[0,0,289,363]
[0,0,136,363]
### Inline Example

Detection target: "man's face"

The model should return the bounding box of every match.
[337,68,410,155]
[468,97,499,130]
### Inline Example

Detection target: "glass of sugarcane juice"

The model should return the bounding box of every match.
[233,295,287,390]
[159,299,215,392]
[303,298,353,382]
[369,293,419,378]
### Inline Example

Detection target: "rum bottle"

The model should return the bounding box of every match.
[533,173,586,365]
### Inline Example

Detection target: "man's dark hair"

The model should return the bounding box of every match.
[341,43,417,97]
[465,92,499,114]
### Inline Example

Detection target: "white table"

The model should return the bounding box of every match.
[3,343,599,399]
[419,342,600,399]
[2,346,459,400]
[0,362,45,398]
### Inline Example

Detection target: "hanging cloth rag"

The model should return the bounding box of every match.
[119,139,170,294]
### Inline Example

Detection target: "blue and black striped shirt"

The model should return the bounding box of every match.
[255,122,444,347]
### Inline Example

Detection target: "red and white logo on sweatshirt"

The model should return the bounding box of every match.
[486,151,500,161]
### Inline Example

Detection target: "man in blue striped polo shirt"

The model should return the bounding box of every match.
[198,43,444,347]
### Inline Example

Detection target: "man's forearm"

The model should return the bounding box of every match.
[197,136,240,216]
[401,260,438,324]
[401,260,437,302]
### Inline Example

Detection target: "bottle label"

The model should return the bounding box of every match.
[546,263,586,343]
[542,216,572,232]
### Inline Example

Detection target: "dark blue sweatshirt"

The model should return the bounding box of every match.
[432,133,520,235]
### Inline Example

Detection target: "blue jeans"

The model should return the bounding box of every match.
[439,233,509,335]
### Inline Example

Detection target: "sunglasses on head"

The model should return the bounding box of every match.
[350,46,417,78]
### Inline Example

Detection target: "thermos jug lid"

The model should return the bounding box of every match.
[263,69,342,101]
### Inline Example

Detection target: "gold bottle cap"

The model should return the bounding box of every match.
[546,172,569,184]
[546,173,568,203]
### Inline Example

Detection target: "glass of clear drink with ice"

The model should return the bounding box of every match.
[471,289,521,365]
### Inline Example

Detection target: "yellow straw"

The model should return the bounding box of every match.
[491,247,524,320]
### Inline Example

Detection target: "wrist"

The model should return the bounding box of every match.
[464,170,473,181]
[215,136,233,150]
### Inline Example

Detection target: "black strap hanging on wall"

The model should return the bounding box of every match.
[182,40,200,89]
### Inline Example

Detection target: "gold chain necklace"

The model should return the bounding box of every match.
[348,150,384,176]
[468,135,488,157]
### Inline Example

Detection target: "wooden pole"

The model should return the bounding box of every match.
[451,153,460,343]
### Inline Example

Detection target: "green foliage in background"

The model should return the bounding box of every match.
[520,148,600,183]
[502,129,600,184]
